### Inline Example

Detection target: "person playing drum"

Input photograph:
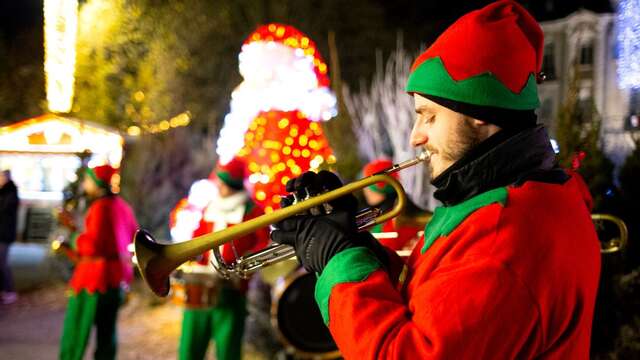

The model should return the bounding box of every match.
[361,159,423,251]
[179,157,269,360]
[59,165,138,360]
[271,1,601,358]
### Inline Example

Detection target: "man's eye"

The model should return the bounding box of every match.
[424,116,434,124]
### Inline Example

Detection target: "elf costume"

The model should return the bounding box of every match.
[59,165,138,360]
[178,158,269,360]
[271,1,601,359]
[363,159,422,251]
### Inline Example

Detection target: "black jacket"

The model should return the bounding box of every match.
[431,125,568,206]
[0,181,19,243]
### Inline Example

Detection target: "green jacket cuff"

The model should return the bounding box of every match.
[314,246,382,325]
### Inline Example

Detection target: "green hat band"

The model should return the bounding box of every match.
[217,170,244,189]
[406,57,539,110]
[86,168,108,189]
[367,183,395,195]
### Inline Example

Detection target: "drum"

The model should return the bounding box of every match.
[170,265,221,309]
[272,269,341,359]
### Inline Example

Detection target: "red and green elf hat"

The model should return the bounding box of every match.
[406,0,543,112]
[86,165,116,189]
[363,159,398,195]
[211,157,246,190]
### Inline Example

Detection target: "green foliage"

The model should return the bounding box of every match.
[555,66,615,211]
[619,138,640,215]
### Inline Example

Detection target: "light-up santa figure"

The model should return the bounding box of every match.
[216,24,338,212]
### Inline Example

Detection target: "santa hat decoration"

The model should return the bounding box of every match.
[216,23,337,164]
[212,157,246,190]
[363,159,398,195]
[406,0,543,126]
[244,23,330,88]
[86,165,117,189]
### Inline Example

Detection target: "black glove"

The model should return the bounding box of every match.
[271,171,388,274]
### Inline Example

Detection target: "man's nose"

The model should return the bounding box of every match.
[410,122,427,147]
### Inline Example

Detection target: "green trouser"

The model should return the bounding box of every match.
[179,287,247,360]
[59,288,122,360]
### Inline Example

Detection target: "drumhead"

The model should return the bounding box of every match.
[272,270,339,357]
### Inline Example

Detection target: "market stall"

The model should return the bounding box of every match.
[0,113,123,242]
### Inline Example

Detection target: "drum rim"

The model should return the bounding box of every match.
[270,268,341,359]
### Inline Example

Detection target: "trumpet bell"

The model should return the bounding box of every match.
[134,229,172,297]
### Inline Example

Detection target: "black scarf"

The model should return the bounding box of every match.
[431,125,568,206]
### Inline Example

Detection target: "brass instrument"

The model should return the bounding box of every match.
[135,152,430,297]
[591,214,628,254]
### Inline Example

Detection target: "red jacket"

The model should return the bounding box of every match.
[315,176,600,359]
[69,195,138,294]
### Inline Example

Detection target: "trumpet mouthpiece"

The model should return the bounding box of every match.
[418,150,431,162]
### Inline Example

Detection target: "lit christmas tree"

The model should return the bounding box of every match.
[617,0,640,89]
[217,24,338,212]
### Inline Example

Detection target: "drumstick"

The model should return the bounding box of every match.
[371,232,399,240]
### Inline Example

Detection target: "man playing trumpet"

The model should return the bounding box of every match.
[271,1,601,358]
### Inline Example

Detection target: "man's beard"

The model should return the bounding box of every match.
[428,118,482,178]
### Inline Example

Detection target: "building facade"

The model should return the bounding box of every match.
[538,9,638,170]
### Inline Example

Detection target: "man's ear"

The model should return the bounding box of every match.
[470,118,501,138]
[471,118,488,126]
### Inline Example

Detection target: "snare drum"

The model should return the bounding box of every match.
[271,269,340,359]
[170,265,221,309]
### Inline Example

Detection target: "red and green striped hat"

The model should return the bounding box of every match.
[212,157,246,190]
[363,159,398,195]
[86,165,116,189]
[406,0,543,113]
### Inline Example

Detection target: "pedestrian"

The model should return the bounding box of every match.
[271,1,601,358]
[0,169,19,305]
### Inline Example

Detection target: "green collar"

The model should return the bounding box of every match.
[422,187,508,254]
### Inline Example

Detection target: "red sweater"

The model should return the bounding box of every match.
[69,196,138,294]
[315,176,600,359]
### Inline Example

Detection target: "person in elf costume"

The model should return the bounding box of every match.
[59,165,138,360]
[271,1,601,359]
[178,157,269,360]
[361,159,422,251]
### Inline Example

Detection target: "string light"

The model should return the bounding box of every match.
[617,0,640,89]
[126,111,191,136]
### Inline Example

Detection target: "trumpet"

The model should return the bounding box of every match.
[135,152,430,297]
[591,213,628,254]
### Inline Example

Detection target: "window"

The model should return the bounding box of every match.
[542,44,556,80]
[579,42,594,66]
